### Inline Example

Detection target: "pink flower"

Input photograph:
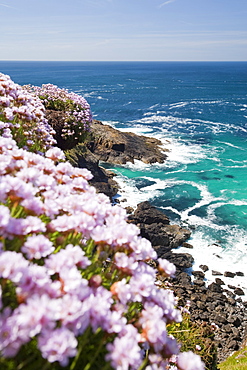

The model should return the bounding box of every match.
[38,327,78,366]
[158,258,176,278]
[111,279,131,305]
[21,234,55,259]
[139,302,168,351]
[130,236,157,261]
[45,244,90,274]
[21,197,44,215]
[106,325,142,370]
[114,252,138,273]
[6,216,46,236]
[56,267,90,301]
[45,147,65,161]
[0,251,29,282]
[177,351,205,370]
[129,271,156,303]
[59,294,90,335]
[0,205,10,229]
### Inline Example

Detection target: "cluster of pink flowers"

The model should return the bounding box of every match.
[24,83,92,141]
[0,74,204,369]
[0,73,56,152]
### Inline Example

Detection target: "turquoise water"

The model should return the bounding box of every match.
[1,61,247,291]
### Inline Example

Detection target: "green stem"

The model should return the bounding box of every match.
[70,327,91,370]
[41,362,51,370]
[100,363,112,370]
[83,336,104,370]
[16,353,38,370]
[137,357,149,370]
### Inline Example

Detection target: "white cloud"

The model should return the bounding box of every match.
[158,0,176,8]
[0,2,16,8]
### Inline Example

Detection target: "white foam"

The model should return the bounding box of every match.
[217,141,245,151]
[101,120,121,127]
[169,101,189,109]
[164,141,208,165]
[113,174,162,208]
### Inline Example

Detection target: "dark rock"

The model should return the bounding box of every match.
[226,340,239,351]
[213,254,222,259]
[199,264,209,272]
[132,201,170,225]
[224,271,236,278]
[227,297,236,305]
[224,289,236,298]
[228,284,237,290]
[194,280,205,287]
[175,271,192,285]
[234,287,245,296]
[236,297,243,303]
[131,202,191,249]
[208,283,223,293]
[212,270,223,276]
[196,301,206,309]
[232,317,242,327]
[89,120,168,165]
[236,271,245,277]
[192,270,205,279]
[140,223,170,247]
[182,242,193,249]
[65,144,119,200]
[125,206,134,214]
[215,278,225,285]
[166,253,194,270]
[214,314,227,324]
[224,324,233,333]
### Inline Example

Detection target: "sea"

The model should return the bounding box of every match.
[1,61,247,296]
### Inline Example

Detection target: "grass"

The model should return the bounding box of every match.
[218,346,247,370]
[167,314,218,370]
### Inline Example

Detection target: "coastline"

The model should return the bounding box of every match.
[68,120,247,363]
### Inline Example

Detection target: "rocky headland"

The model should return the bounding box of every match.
[49,115,247,363]
[88,120,168,165]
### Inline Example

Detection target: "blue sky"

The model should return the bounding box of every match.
[1,0,247,61]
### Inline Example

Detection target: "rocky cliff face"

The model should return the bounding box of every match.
[88,120,168,165]
[65,143,119,199]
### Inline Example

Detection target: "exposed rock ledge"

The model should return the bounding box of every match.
[87,120,168,165]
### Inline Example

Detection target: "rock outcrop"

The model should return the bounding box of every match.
[88,120,168,165]
[65,143,119,199]
[129,201,191,249]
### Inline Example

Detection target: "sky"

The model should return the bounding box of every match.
[1,0,247,61]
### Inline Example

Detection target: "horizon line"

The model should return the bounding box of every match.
[1,60,247,63]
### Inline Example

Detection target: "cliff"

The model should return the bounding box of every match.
[88,120,168,165]
[48,112,247,363]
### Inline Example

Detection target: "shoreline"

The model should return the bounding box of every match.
[67,120,247,363]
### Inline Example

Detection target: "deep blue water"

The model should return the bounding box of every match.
[1,61,247,291]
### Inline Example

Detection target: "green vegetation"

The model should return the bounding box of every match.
[218,346,247,370]
[168,314,218,370]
